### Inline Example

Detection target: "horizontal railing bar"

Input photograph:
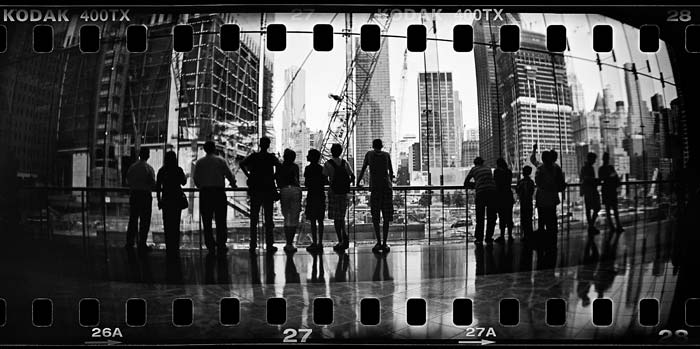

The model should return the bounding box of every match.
[23,180,675,192]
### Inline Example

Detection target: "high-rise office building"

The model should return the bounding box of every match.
[418,72,459,169]
[623,62,654,179]
[473,13,520,167]
[454,91,464,167]
[461,129,480,168]
[282,66,306,148]
[568,72,586,114]
[497,30,576,178]
[353,38,393,177]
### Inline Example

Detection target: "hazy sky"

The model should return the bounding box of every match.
[241,12,677,150]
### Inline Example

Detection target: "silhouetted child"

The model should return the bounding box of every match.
[516,165,535,242]
[304,149,327,253]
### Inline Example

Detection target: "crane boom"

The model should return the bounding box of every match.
[319,13,393,160]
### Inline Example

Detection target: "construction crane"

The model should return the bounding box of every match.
[319,13,393,161]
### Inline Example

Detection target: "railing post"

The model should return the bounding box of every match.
[404,188,407,251]
[102,188,108,255]
[81,190,87,252]
[465,187,469,253]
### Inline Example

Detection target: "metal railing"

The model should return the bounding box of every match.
[15,180,678,252]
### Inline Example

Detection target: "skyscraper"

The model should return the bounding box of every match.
[473,13,520,166]
[353,38,393,176]
[461,129,480,168]
[454,91,464,167]
[623,62,654,179]
[418,72,459,169]
[568,72,586,114]
[282,66,307,148]
[497,30,576,178]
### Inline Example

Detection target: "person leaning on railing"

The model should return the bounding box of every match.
[125,147,155,253]
[193,140,237,255]
[464,156,497,245]
[240,136,281,254]
[534,150,566,250]
[156,150,188,254]
[277,149,302,254]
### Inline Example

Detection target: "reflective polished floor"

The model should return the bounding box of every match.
[0,218,694,344]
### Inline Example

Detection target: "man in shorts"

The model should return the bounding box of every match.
[357,139,394,254]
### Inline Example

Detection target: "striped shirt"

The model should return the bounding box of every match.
[465,165,497,195]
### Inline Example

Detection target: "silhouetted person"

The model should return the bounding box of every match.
[277,149,302,254]
[125,147,156,253]
[494,158,515,243]
[156,150,187,253]
[465,156,497,245]
[581,152,600,235]
[241,137,281,253]
[357,139,394,254]
[304,149,327,253]
[194,141,237,255]
[323,143,354,252]
[535,150,565,249]
[598,152,624,234]
[516,165,535,243]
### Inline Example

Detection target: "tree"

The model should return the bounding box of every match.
[418,191,432,207]
[453,191,466,207]
[396,166,410,185]
[393,193,404,208]
[443,192,452,206]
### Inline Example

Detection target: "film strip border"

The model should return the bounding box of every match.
[1,297,699,328]
[1,22,700,55]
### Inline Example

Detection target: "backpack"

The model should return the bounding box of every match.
[330,160,351,194]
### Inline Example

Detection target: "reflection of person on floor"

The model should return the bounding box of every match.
[357,139,395,254]
[156,150,188,254]
[308,253,325,283]
[194,141,237,255]
[371,253,393,282]
[249,253,262,285]
[580,152,601,236]
[125,247,154,284]
[576,236,599,307]
[594,233,620,297]
[265,253,276,285]
[598,152,624,234]
[125,147,156,253]
[165,251,183,284]
[331,251,350,282]
[205,251,229,284]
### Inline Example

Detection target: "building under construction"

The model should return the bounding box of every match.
[45,13,274,189]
